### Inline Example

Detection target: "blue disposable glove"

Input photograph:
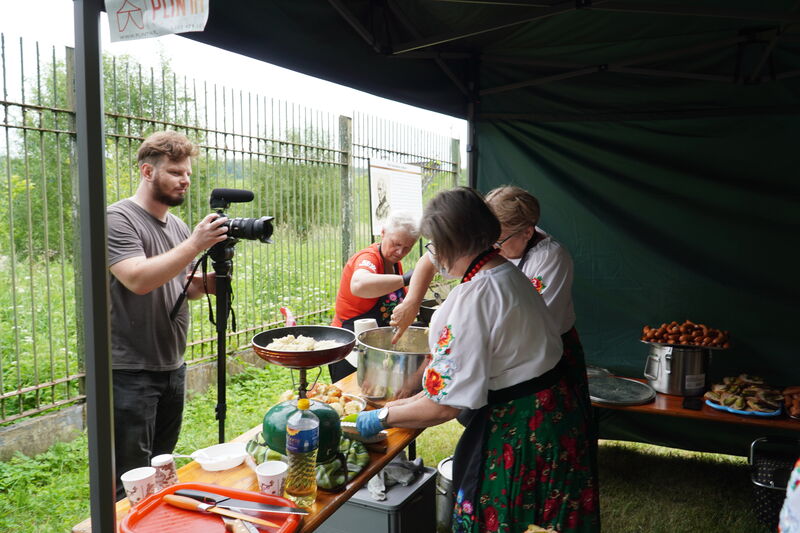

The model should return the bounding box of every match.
[356,410,384,438]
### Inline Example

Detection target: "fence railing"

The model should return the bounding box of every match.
[0,35,461,425]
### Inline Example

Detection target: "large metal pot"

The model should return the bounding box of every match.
[356,326,431,406]
[436,456,454,533]
[643,343,710,396]
[417,298,442,325]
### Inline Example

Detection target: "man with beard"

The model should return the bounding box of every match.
[107,131,228,498]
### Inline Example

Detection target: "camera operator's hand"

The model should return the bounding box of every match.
[188,213,229,253]
[188,271,217,296]
[110,213,229,297]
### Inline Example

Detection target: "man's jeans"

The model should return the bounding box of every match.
[113,365,186,499]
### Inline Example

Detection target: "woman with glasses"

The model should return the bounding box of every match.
[485,186,575,343]
[485,186,594,433]
[358,187,599,533]
[329,211,419,382]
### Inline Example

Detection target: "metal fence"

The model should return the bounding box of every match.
[0,35,461,425]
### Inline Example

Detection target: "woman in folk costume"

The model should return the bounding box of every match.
[358,187,599,533]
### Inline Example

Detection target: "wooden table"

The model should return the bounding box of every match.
[593,378,799,431]
[73,373,422,532]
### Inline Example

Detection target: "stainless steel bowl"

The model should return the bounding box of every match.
[356,326,431,406]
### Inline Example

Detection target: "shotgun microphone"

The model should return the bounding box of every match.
[210,188,254,207]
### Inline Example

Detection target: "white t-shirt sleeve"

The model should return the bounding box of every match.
[521,239,575,333]
[422,295,490,410]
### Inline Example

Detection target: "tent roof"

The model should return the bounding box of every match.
[186,1,800,120]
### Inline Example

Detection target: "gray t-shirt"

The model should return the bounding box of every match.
[107,199,191,371]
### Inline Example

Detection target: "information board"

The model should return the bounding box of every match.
[368,159,423,236]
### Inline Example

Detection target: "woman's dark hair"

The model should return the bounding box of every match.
[421,187,500,268]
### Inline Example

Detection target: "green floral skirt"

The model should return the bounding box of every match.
[453,375,600,533]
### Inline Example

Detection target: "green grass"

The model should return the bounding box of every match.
[597,441,770,533]
[0,361,776,532]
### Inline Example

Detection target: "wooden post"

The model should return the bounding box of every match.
[339,115,353,265]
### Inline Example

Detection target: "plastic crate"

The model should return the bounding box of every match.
[317,466,436,533]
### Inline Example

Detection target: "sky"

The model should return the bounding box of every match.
[0,0,467,151]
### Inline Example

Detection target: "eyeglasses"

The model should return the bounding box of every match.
[425,242,436,255]
[495,229,522,247]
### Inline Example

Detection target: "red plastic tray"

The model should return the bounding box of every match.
[119,482,302,533]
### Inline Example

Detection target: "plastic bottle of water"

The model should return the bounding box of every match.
[283,398,319,508]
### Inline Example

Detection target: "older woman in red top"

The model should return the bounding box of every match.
[329,211,420,382]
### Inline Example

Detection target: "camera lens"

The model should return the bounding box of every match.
[227,216,274,243]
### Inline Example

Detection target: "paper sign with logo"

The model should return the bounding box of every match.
[105,0,210,42]
[368,159,423,236]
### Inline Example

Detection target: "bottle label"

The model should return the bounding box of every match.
[286,426,319,453]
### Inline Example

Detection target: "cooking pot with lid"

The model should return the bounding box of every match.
[643,342,710,396]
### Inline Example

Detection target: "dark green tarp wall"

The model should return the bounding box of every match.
[478,115,800,454]
[479,115,799,382]
[187,1,800,454]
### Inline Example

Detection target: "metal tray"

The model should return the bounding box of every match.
[588,376,656,406]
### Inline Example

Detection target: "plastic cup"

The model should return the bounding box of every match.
[255,460,288,496]
[120,466,157,507]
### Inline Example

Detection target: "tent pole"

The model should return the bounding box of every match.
[328,0,383,54]
[467,55,480,189]
[391,0,583,54]
[589,2,800,23]
[74,0,116,531]
[386,0,470,96]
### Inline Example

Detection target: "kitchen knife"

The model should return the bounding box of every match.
[174,488,309,515]
[163,494,281,528]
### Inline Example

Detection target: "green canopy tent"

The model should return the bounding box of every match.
[181,1,800,454]
[73,0,800,528]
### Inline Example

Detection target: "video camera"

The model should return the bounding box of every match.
[209,188,274,243]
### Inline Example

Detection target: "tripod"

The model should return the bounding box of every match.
[209,236,238,443]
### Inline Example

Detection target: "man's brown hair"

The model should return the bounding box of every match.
[137,131,198,167]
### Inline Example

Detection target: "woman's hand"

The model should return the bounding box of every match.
[385,391,425,409]
[390,300,419,343]
[356,410,384,437]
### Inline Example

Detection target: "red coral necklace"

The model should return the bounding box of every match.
[461,248,500,283]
